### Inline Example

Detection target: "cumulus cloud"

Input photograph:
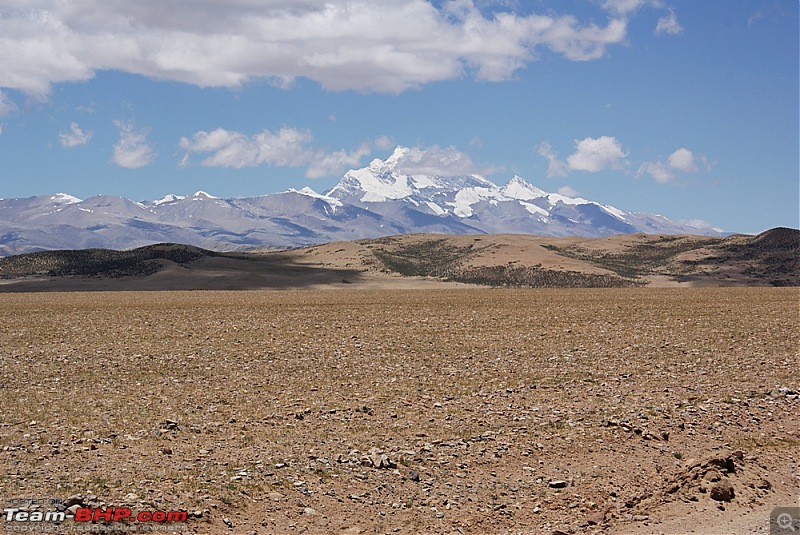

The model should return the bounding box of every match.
[566,136,628,173]
[537,141,569,178]
[0,1,633,96]
[667,147,698,172]
[111,121,155,169]
[58,122,92,147]
[179,128,313,169]
[637,161,674,184]
[655,10,683,35]
[557,185,580,197]
[306,144,373,179]
[178,127,379,178]
[637,147,708,183]
[391,145,497,177]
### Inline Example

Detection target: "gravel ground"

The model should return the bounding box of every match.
[0,287,797,534]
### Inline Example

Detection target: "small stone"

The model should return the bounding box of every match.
[586,509,607,525]
[710,481,734,502]
[267,492,284,501]
[756,479,772,490]
[63,495,83,508]
[548,480,568,489]
[408,470,421,482]
[222,517,233,528]
[303,507,317,516]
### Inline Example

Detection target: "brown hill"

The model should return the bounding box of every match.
[0,229,797,291]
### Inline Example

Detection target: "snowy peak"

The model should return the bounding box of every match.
[502,176,547,200]
[191,191,217,199]
[151,194,185,206]
[0,149,723,256]
[328,147,498,204]
[51,193,82,204]
[289,187,343,208]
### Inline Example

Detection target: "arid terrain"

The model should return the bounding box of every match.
[0,228,797,292]
[0,288,797,534]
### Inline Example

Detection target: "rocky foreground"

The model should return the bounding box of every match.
[0,288,797,534]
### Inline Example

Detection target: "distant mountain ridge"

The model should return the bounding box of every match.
[0,146,723,256]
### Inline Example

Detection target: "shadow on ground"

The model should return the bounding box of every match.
[0,243,364,291]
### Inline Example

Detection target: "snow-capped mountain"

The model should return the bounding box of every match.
[0,147,721,255]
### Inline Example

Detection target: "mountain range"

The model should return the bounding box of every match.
[0,146,722,256]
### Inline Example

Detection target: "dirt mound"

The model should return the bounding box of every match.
[750,227,800,250]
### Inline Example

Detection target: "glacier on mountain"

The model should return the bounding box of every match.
[0,147,722,256]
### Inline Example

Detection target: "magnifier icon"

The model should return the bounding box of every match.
[778,512,797,532]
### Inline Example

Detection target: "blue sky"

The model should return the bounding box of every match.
[0,0,797,233]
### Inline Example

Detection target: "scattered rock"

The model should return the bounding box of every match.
[710,481,735,502]
[586,508,608,525]
[63,495,84,508]
[549,480,568,489]
[408,470,421,482]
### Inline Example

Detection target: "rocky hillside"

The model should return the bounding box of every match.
[0,228,796,291]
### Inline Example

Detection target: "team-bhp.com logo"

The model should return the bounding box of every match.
[3,499,188,532]
[5,508,186,523]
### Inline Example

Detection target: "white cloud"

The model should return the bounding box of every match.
[537,141,568,178]
[391,145,497,177]
[655,10,683,35]
[557,185,580,197]
[0,91,17,117]
[58,122,92,147]
[566,136,627,172]
[179,128,313,169]
[306,144,372,179]
[179,127,379,178]
[0,1,632,96]
[667,147,697,172]
[373,135,394,150]
[111,121,155,169]
[602,0,658,16]
[637,161,674,184]
[638,146,708,183]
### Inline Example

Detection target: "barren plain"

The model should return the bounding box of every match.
[0,287,797,534]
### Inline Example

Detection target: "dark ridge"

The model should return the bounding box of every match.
[367,237,640,288]
[0,243,217,279]
[750,227,800,250]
